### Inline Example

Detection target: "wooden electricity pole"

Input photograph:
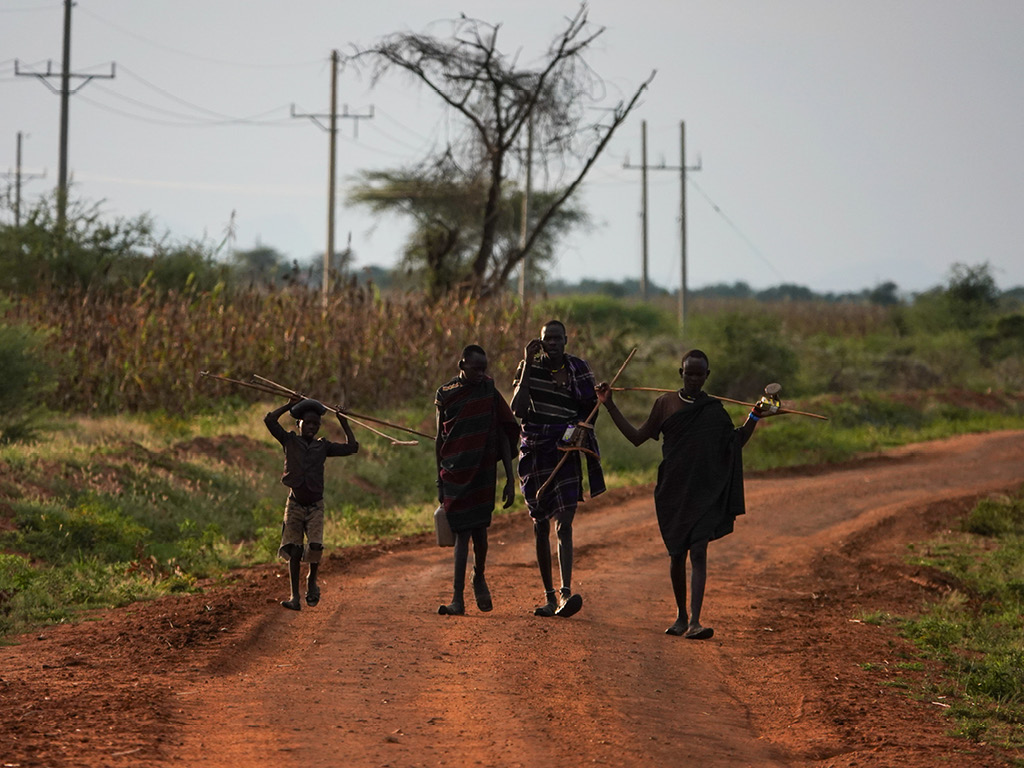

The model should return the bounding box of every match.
[15,0,115,234]
[623,120,651,301]
[292,50,373,308]
[627,121,701,327]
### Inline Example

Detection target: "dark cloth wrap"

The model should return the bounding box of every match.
[655,392,745,555]
[436,376,519,532]
[517,354,606,521]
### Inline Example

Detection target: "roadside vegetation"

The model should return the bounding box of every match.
[857,490,1024,755]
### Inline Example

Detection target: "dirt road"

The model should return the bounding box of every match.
[3,430,1023,767]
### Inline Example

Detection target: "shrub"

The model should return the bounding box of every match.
[0,306,55,443]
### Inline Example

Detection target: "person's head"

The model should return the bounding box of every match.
[458,344,489,384]
[296,409,322,439]
[540,320,567,360]
[679,349,710,396]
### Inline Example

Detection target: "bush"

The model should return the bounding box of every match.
[0,307,55,443]
[706,312,800,399]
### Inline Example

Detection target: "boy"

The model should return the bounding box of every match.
[265,397,358,610]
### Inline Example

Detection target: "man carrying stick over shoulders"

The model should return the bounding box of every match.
[511,320,605,618]
[596,349,773,638]
[434,345,519,616]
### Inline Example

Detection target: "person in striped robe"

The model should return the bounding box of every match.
[435,345,519,616]
[511,320,605,618]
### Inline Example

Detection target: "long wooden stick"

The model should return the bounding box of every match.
[610,386,829,420]
[536,348,638,498]
[247,374,422,445]
[199,371,422,445]
[251,374,436,439]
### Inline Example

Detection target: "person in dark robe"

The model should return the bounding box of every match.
[511,320,605,618]
[435,345,519,616]
[596,349,773,638]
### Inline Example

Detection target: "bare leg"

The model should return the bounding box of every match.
[554,517,583,617]
[555,518,573,593]
[470,527,492,611]
[305,560,321,606]
[438,530,469,615]
[665,553,687,634]
[281,555,302,611]
[533,519,557,616]
[683,541,713,638]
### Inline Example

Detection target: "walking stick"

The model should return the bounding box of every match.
[199,372,423,445]
[250,374,435,440]
[536,348,638,498]
[610,384,828,420]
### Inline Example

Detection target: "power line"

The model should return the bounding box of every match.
[687,175,786,281]
[75,5,322,70]
[78,92,295,127]
[0,3,61,12]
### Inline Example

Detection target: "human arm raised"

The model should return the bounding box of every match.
[264,399,298,444]
[509,338,543,419]
[334,410,359,454]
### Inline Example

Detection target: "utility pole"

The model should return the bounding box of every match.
[15,0,115,233]
[3,133,47,227]
[625,121,701,327]
[517,114,533,303]
[292,50,373,308]
[623,120,651,301]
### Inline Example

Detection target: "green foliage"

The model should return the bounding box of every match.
[964,494,1024,537]
[537,294,677,338]
[897,489,1024,749]
[903,262,1000,334]
[0,307,56,443]
[10,497,150,565]
[703,312,800,399]
[0,193,230,294]
[349,167,589,299]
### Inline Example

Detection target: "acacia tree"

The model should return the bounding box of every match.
[347,160,588,299]
[343,4,655,297]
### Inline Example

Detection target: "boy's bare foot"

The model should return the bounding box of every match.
[438,601,465,616]
[281,598,301,611]
[684,625,714,640]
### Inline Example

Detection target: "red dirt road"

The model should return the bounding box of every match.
[3,430,1023,767]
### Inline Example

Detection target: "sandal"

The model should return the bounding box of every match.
[555,591,583,618]
[305,585,321,607]
[473,579,493,612]
[533,590,557,617]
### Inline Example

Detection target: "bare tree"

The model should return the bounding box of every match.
[343,4,655,297]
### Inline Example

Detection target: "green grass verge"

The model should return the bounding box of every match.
[894,490,1024,752]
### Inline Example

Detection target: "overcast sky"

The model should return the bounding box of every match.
[2,0,1023,294]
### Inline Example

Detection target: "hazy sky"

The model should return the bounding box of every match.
[3,0,1023,294]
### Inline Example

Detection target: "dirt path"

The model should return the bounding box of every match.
[3,430,1023,767]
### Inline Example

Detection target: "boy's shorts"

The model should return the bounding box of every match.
[278,497,325,563]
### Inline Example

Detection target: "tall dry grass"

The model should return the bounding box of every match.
[5,283,926,416]
[7,284,535,414]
